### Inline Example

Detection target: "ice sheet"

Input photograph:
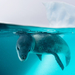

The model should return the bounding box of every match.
[44,2,75,28]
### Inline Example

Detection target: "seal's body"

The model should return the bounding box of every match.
[32,33,69,54]
[16,32,70,70]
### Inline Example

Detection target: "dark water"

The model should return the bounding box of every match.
[0,23,75,75]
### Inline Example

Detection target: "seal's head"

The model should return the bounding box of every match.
[16,33,33,61]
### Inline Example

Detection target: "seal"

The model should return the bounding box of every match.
[16,32,70,70]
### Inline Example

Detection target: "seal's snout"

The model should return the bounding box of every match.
[21,55,27,60]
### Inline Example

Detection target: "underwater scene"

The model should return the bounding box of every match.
[0,1,75,75]
[0,23,75,75]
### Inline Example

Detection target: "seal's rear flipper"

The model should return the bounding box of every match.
[65,50,70,66]
[36,54,42,61]
[54,53,64,70]
[51,51,64,70]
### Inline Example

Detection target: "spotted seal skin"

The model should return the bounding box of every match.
[16,32,70,70]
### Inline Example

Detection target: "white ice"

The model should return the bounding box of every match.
[44,2,75,28]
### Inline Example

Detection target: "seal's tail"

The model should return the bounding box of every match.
[65,49,71,66]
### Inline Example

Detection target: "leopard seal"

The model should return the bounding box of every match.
[16,32,70,70]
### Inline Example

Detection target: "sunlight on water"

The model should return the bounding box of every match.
[34,55,56,75]
[26,54,65,75]
[26,55,55,75]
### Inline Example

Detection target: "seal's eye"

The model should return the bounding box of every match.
[17,46,20,50]
[29,50,30,52]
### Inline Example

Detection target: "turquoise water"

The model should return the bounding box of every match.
[0,23,75,75]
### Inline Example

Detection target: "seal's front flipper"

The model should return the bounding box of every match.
[65,49,70,66]
[36,54,42,61]
[51,52,64,70]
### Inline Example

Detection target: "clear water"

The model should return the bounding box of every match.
[0,23,75,75]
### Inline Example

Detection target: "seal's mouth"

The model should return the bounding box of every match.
[18,55,27,61]
[16,50,27,61]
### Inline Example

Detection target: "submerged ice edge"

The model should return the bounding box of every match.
[0,23,75,37]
